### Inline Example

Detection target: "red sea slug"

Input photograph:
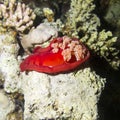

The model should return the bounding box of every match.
[20,36,90,74]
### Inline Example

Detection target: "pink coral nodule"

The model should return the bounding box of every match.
[20,36,90,74]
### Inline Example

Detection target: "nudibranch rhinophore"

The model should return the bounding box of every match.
[20,36,90,74]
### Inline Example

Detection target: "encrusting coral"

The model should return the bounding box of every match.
[0,0,36,32]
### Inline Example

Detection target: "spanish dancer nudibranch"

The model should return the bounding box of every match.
[20,36,90,74]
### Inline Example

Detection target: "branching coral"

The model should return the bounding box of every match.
[63,0,100,37]
[84,30,120,69]
[61,0,120,69]
[0,0,36,32]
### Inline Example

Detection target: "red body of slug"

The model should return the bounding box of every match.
[20,36,90,74]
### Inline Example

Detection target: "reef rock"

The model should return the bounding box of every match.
[21,69,105,120]
[0,30,21,93]
[0,26,106,120]
[0,90,15,120]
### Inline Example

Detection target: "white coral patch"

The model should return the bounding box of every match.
[0,1,36,32]
[21,23,58,49]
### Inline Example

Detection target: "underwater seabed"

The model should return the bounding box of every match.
[0,0,120,120]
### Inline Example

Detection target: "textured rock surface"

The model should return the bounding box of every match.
[0,29,105,119]
[0,30,21,93]
[0,90,15,120]
[21,70,105,120]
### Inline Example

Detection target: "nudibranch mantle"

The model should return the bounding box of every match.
[20,36,90,74]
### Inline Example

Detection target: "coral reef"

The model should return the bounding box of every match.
[85,30,120,69]
[62,0,120,69]
[0,0,120,119]
[63,0,99,37]
[0,0,36,32]
[0,25,105,119]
